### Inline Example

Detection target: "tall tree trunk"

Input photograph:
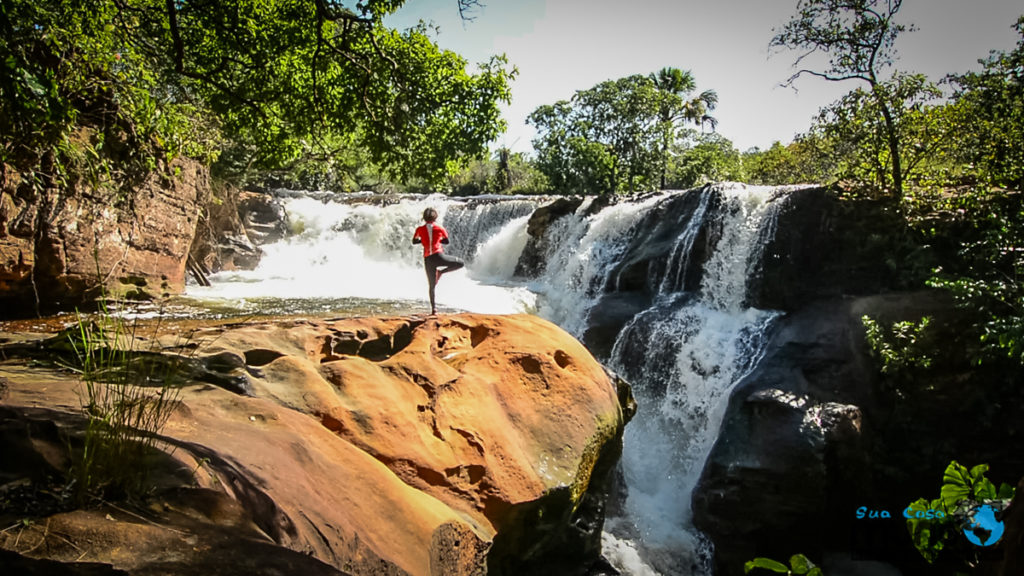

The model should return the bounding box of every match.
[872,84,903,197]
[660,128,670,190]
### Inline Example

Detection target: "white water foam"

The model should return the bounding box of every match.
[603,185,785,576]
[187,194,537,314]
[533,193,667,337]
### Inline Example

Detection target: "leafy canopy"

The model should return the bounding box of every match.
[771,0,913,195]
[0,0,515,188]
[527,69,717,195]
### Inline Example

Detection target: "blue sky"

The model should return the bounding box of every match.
[386,0,1023,154]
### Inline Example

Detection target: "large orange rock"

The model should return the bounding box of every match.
[1,313,633,576]
[0,157,208,314]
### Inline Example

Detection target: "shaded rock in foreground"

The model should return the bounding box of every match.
[693,292,1024,575]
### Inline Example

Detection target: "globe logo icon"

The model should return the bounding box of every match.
[963,504,1005,547]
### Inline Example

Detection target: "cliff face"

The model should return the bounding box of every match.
[0,158,209,314]
[0,314,633,576]
[692,189,1024,575]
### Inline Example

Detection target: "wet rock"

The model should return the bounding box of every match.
[237,191,287,246]
[515,197,584,277]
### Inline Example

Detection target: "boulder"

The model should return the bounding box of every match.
[692,292,1024,575]
[0,314,631,576]
[1,158,208,314]
[515,197,584,277]
[237,190,287,245]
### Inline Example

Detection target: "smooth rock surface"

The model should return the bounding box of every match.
[0,313,630,576]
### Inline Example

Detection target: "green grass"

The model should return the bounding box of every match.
[64,300,191,503]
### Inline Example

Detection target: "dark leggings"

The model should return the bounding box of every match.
[424,252,464,312]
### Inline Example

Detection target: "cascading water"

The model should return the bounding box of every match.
[187,193,541,315]
[184,184,795,575]
[600,186,784,576]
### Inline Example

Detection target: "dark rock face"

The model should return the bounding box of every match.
[515,196,584,277]
[693,287,1024,575]
[1,159,208,314]
[692,299,876,574]
[189,187,283,276]
[752,188,924,311]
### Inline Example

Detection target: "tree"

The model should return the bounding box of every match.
[915,16,1024,365]
[771,0,912,196]
[528,70,716,195]
[742,134,842,186]
[649,67,718,189]
[808,73,943,191]
[668,132,742,188]
[943,16,1024,190]
[0,0,515,189]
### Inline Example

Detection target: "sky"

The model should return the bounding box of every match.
[385,0,1023,155]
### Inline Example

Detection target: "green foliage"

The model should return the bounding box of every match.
[64,302,189,503]
[861,315,933,377]
[528,69,717,195]
[809,74,943,196]
[446,148,550,195]
[901,18,1024,365]
[742,138,837,186]
[772,0,912,195]
[906,461,1015,565]
[669,132,743,188]
[940,16,1024,191]
[0,0,514,192]
[745,554,823,576]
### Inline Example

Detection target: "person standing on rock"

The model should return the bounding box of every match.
[412,207,464,315]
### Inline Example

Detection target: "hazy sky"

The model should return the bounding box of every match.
[386,0,1023,154]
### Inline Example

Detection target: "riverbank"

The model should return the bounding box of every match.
[0,313,632,576]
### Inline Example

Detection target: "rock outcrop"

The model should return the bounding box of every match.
[514,196,584,278]
[0,314,631,576]
[188,187,283,275]
[0,158,208,314]
[692,186,1024,575]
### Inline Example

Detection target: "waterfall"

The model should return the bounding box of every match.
[603,186,784,576]
[187,193,543,315]
[531,194,666,336]
[186,184,795,575]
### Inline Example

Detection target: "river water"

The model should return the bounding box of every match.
[182,186,795,576]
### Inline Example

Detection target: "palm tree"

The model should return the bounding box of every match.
[649,67,719,189]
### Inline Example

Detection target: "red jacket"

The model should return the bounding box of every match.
[412,223,449,258]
